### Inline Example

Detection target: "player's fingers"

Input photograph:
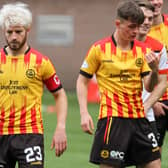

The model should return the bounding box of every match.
[50,140,54,150]
[55,142,60,157]
[90,119,94,130]
[81,123,93,134]
[162,103,168,110]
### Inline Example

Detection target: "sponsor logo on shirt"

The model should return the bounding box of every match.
[110,150,125,160]
[81,61,88,68]
[102,59,114,63]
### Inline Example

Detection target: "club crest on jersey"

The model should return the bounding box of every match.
[100,150,109,159]
[26,69,35,78]
[135,58,143,67]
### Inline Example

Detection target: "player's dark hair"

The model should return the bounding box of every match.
[117,0,144,25]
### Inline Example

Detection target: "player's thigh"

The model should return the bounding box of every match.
[129,119,160,166]
[138,158,161,168]
[13,134,44,168]
[0,135,16,168]
[90,117,132,167]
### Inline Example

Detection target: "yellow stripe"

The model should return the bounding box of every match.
[106,117,112,144]
[105,43,111,57]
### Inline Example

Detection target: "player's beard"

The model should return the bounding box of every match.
[6,34,27,52]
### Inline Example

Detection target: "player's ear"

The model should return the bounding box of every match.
[115,19,121,28]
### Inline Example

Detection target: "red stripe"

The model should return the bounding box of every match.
[31,107,39,133]
[124,92,133,118]
[113,93,123,117]
[12,58,18,72]
[105,92,112,117]
[132,93,141,118]
[104,117,109,143]
[100,43,105,53]
[111,42,116,55]
[159,69,168,74]
[161,90,168,101]
[0,49,6,64]
[0,107,5,134]
[36,55,42,65]
[8,104,15,134]
[163,14,168,26]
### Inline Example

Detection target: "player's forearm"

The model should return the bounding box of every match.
[76,75,89,115]
[54,89,68,129]
[144,75,167,111]
[146,70,158,92]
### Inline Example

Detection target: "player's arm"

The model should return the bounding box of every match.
[143,73,167,113]
[43,57,68,157]
[76,74,94,135]
[143,51,159,92]
[51,88,67,157]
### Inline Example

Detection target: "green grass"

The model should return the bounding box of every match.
[42,91,168,168]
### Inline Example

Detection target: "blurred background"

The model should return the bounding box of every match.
[0,0,167,91]
[0,1,168,167]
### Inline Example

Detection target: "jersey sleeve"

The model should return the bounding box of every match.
[42,58,62,92]
[157,46,168,74]
[80,45,100,78]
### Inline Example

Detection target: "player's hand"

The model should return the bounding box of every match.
[153,102,167,117]
[80,112,94,135]
[51,127,67,157]
[145,51,159,71]
[143,102,150,115]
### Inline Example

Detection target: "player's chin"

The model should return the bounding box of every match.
[9,45,20,51]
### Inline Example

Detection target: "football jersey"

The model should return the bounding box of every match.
[0,47,62,135]
[148,14,168,101]
[141,36,168,122]
[80,35,151,119]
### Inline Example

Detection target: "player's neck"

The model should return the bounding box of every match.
[113,31,132,50]
[136,34,146,42]
[153,14,163,25]
[6,43,29,56]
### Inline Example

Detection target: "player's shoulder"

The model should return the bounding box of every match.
[163,13,168,26]
[133,39,151,54]
[93,36,113,47]
[133,39,148,48]
[30,48,49,61]
[145,36,163,52]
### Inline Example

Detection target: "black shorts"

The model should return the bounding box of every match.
[149,121,160,141]
[90,117,160,167]
[155,100,168,147]
[0,134,44,168]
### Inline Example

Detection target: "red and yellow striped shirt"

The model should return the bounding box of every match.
[0,47,62,135]
[148,14,168,101]
[80,36,151,119]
